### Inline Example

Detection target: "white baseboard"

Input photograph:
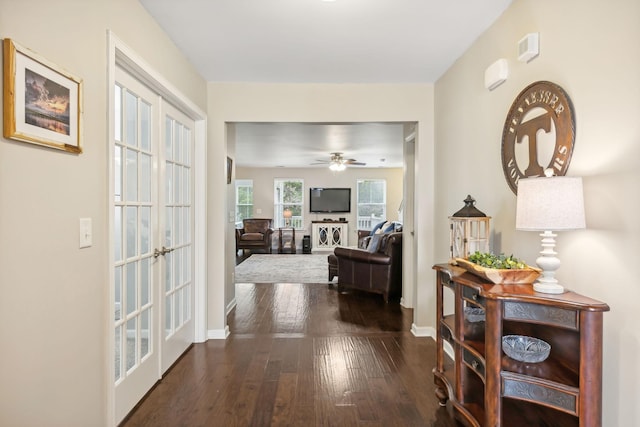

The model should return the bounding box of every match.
[399,297,412,308]
[443,340,455,360]
[411,324,436,338]
[410,325,455,360]
[226,298,237,315]
[207,326,230,340]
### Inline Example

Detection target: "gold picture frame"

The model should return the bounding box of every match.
[3,38,82,153]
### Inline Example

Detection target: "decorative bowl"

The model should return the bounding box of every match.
[502,335,551,363]
[454,258,541,285]
[464,306,485,323]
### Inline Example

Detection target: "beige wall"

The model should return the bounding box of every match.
[434,0,640,424]
[0,0,207,425]
[207,83,435,333]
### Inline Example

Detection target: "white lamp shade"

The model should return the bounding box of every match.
[516,176,585,231]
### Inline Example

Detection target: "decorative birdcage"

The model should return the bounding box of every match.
[449,195,491,262]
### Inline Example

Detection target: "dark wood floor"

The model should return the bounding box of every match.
[121,279,460,426]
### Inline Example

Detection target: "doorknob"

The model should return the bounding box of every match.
[153,246,175,258]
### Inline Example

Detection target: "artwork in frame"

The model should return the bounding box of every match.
[3,38,83,153]
[227,156,233,184]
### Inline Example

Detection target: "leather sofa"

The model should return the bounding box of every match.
[236,218,274,254]
[333,231,402,302]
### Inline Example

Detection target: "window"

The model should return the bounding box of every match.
[235,180,253,226]
[357,179,386,230]
[274,178,303,229]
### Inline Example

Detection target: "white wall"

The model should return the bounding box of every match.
[207,83,435,334]
[434,0,640,424]
[0,0,207,425]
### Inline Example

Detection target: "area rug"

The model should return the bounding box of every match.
[235,254,335,284]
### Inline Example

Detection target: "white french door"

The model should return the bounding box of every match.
[113,68,194,423]
[160,102,195,373]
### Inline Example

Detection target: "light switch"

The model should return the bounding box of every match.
[256,208,262,214]
[79,217,92,248]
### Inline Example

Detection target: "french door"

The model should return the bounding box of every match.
[160,102,195,373]
[113,68,194,423]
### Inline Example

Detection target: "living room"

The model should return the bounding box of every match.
[234,162,404,253]
[222,110,423,319]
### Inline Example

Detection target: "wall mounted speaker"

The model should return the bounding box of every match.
[484,58,509,91]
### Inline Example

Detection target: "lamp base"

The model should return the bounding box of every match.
[533,230,566,294]
[533,281,565,294]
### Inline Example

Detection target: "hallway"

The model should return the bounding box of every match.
[121,282,458,426]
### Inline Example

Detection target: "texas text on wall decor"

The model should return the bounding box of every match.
[501,81,575,194]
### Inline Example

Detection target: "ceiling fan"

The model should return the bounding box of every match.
[311,152,366,171]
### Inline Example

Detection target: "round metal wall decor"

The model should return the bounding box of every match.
[501,81,576,194]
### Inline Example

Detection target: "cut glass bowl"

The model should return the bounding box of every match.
[502,335,551,363]
[464,306,485,323]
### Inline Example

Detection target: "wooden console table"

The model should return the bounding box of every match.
[432,263,609,427]
[278,227,296,254]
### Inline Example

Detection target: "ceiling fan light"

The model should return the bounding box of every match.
[329,162,346,171]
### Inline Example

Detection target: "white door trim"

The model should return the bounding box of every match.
[106,30,207,427]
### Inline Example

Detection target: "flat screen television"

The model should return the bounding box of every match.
[309,187,351,213]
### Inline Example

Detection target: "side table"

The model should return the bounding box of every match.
[278,227,296,254]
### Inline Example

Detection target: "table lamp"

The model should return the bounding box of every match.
[515,169,585,294]
[283,209,292,227]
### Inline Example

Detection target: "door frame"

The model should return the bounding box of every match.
[107,31,207,426]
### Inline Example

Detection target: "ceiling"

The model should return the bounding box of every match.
[232,122,405,168]
[139,0,513,168]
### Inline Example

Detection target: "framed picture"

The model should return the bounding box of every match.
[227,156,233,184]
[3,39,83,153]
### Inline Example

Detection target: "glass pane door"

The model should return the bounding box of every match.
[113,69,160,424]
[160,102,195,373]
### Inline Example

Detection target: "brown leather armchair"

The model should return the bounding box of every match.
[236,218,274,254]
[333,231,402,302]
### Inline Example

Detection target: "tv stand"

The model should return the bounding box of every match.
[311,221,348,252]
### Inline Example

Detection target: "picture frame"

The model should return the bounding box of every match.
[3,38,83,153]
[227,156,233,184]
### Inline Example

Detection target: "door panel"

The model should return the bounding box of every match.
[160,102,195,373]
[113,69,160,423]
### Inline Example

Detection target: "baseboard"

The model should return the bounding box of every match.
[226,298,237,315]
[411,324,436,338]
[399,297,413,309]
[207,326,230,340]
[443,340,455,360]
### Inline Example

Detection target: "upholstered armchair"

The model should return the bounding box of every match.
[236,218,274,254]
[333,231,402,302]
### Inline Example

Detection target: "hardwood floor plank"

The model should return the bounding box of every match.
[249,379,279,426]
[291,404,315,426]
[120,282,460,427]
[270,372,298,425]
